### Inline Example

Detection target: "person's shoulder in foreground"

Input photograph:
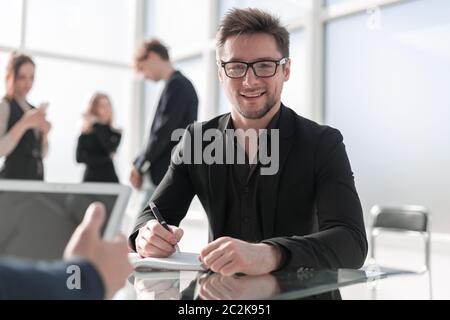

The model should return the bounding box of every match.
[0,203,132,300]
[0,257,103,300]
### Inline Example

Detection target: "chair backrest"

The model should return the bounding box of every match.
[371,205,429,233]
[369,205,432,298]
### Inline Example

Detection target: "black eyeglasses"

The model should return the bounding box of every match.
[220,57,288,79]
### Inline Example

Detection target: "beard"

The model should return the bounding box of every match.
[235,94,277,120]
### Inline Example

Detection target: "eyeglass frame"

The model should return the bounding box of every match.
[219,57,289,79]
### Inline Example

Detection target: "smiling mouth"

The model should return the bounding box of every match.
[240,91,266,98]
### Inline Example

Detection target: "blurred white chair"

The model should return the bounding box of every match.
[369,205,432,299]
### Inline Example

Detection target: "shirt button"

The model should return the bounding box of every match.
[243,186,249,193]
[243,217,250,223]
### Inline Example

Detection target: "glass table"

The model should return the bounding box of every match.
[117,265,418,300]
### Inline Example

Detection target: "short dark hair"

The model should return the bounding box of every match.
[138,39,170,61]
[216,8,290,58]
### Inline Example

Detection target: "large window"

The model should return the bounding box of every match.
[325,0,450,232]
[0,1,137,183]
[281,31,306,116]
[326,0,359,5]
[25,0,135,63]
[146,0,209,50]
[220,0,309,23]
[0,0,22,47]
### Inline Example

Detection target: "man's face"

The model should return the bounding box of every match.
[218,33,290,119]
[134,50,160,81]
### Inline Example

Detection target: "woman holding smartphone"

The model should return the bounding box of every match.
[76,92,121,183]
[0,52,51,180]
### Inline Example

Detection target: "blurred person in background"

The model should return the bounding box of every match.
[130,39,198,208]
[76,92,122,183]
[0,52,51,180]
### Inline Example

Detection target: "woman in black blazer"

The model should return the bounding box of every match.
[76,93,121,183]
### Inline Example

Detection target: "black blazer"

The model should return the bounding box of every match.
[134,70,198,185]
[0,98,43,180]
[76,123,121,183]
[129,105,368,271]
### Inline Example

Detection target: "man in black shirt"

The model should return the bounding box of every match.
[129,9,367,275]
[130,39,198,202]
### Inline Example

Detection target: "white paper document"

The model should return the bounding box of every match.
[129,252,205,271]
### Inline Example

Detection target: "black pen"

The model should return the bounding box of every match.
[149,201,180,252]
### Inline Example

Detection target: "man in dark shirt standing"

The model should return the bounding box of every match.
[130,39,198,204]
[129,9,367,275]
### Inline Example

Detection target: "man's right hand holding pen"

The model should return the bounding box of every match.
[134,202,282,276]
[135,203,184,258]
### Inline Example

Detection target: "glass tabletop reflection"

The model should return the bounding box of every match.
[121,265,416,300]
